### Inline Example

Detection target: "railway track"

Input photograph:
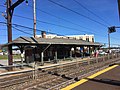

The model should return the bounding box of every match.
[0,53,119,90]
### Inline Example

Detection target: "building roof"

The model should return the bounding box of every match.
[5,37,102,46]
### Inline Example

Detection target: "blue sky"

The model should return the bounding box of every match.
[0,0,120,47]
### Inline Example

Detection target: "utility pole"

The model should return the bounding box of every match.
[6,0,25,70]
[7,0,13,71]
[108,31,110,50]
[118,0,120,20]
[33,0,36,38]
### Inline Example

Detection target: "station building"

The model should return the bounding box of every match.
[36,33,94,42]
[4,31,102,65]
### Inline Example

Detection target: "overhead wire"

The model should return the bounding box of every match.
[0,21,67,36]
[29,4,120,40]
[0,34,27,36]
[10,13,120,40]
[28,4,101,34]
[0,9,117,41]
[0,6,109,37]
[0,21,106,41]
[0,6,118,39]
[14,13,117,39]
[12,26,33,35]
[48,0,108,27]
[13,14,97,34]
[30,3,120,41]
[0,2,119,44]
[0,12,119,41]
[72,0,111,26]
[0,22,120,46]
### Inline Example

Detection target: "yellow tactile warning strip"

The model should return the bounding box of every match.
[61,65,118,90]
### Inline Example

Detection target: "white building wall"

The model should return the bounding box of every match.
[36,34,95,42]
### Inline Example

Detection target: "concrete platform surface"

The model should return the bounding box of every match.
[62,65,120,90]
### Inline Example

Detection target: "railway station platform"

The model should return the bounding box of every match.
[62,64,120,90]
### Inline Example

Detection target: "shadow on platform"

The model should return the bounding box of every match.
[86,78,120,86]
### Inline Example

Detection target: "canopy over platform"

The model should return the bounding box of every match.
[3,36,103,67]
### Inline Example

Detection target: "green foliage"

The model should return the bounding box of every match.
[0,55,21,60]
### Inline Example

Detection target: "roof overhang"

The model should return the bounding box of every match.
[2,37,103,47]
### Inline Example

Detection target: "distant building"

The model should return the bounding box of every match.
[36,34,57,39]
[67,34,94,42]
[36,33,94,42]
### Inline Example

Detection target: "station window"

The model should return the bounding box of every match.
[86,38,89,42]
[92,37,94,42]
